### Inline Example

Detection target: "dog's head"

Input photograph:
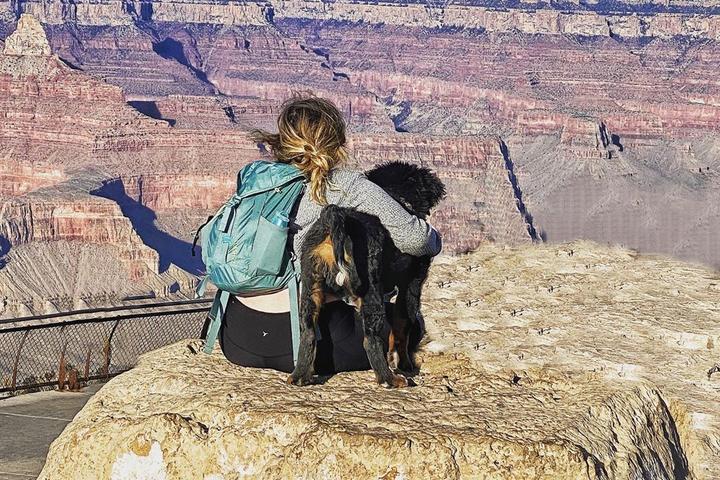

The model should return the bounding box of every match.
[365,161,446,218]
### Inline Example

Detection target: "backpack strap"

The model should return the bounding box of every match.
[191,215,214,257]
[195,275,210,298]
[203,289,230,354]
[286,182,307,367]
[287,255,302,366]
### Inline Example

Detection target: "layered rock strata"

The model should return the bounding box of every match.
[22,14,717,266]
[9,0,720,39]
[349,134,534,250]
[0,15,534,315]
[0,16,237,313]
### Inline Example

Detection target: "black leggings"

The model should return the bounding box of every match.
[214,295,389,375]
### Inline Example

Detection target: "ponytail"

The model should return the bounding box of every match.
[248,93,348,205]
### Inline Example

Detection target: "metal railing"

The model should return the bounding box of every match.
[0,299,212,397]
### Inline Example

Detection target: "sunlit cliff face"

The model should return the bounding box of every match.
[2,2,720,316]
[0,163,66,197]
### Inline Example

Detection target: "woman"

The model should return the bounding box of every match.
[217,93,442,375]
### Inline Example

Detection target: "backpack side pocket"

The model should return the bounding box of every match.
[249,216,289,276]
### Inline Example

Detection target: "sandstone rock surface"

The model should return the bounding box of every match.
[40,240,720,479]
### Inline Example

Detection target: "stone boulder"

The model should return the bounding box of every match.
[39,240,720,479]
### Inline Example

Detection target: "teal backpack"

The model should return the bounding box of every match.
[192,160,307,363]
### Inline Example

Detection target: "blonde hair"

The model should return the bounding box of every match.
[248,93,349,205]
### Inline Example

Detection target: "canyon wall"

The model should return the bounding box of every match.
[2,0,720,313]
[349,134,534,250]
[0,15,535,316]
[0,16,232,315]
[8,0,720,38]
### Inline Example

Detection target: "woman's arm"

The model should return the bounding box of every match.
[340,172,442,257]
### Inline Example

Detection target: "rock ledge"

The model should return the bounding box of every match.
[3,14,51,57]
[40,339,689,480]
[40,239,720,479]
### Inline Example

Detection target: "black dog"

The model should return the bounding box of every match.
[287,161,446,388]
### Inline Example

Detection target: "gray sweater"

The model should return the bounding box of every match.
[292,168,442,259]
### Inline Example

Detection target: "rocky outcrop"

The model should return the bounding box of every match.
[0,160,66,197]
[16,0,134,26]
[0,16,204,312]
[0,18,165,150]
[2,13,50,56]
[559,118,620,160]
[38,341,689,479]
[0,241,195,318]
[0,192,159,273]
[40,239,720,478]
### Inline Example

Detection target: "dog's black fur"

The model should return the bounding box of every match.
[288,161,446,388]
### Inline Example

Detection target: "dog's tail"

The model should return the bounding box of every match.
[319,204,351,284]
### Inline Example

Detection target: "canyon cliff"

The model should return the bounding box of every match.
[1,0,719,310]
[1,0,717,276]
[0,5,718,477]
[7,0,720,37]
[0,15,533,316]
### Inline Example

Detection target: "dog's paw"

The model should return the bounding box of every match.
[380,373,411,388]
[286,373,314,386]
[398,356,415,373]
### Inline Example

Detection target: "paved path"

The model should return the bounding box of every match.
[0,385,103,479]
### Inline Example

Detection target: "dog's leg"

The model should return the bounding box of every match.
[403,258,431,371]
[390,288,414,372]
[385,286,405,370]
[287,278,323,386]
[360,292,408,388]
[386,326,399,370]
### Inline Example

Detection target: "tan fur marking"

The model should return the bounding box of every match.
[311,236,336,267]
[350,296,362,311]
[310,280,325,324]
[388,303,413,370]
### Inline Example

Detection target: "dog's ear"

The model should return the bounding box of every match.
[424,171,446,211]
